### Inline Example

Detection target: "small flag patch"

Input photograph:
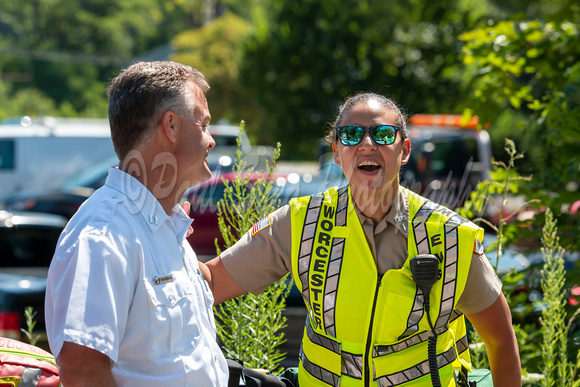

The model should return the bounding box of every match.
[474,239,484,255]
[251,215,271,236]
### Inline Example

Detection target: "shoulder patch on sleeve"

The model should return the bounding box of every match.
[474,238,484,255]
[251,215,271,236]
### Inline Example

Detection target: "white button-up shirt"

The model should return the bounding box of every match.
[45,167,228,386]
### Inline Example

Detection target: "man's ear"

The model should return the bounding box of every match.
[161,111,178,143]
[332,142,341,166]
[401,138,411,165]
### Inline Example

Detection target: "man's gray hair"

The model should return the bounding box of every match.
[107,61,209,160]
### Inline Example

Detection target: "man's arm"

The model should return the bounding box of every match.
[465,292,521,386]
[58,342,117,387]
[199,257,246,304]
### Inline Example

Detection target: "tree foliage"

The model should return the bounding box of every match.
[459,0,580,252]
[0,0,202,119]
[171,12,266,138]
[236,0,503,158]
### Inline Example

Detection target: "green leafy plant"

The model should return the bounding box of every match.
[213,122,292,373]
[538,208,580,386]
[459,138,540,273]
[20,306,41,346]
[460,139,540,373]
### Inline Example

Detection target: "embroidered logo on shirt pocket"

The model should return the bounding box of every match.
[144,271,200,358]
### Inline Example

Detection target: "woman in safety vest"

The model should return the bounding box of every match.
[201,92,521,387]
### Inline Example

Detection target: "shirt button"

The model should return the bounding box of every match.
[112,194,119,199]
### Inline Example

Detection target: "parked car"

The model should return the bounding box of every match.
[0,210,67,351]
[0,124,272,218]
[0,116,117,194]
[0,156,118,219]
[184,171,296,260]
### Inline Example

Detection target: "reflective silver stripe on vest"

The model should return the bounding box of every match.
[376,327,441,357]
[20,367,42,387]
[435,213,469,329]
[306,319,341,354]
[374,308,465,357]
[322,186,349,336]
[306,320,364,380]
[300,348,341,387]
[341,350,363,380]
[456,334,469,354]
[449,308,462,322]
[298,193,325,308]
[411,199,439,254]
[398,288,425,340]
[375,344,458,387]
[399,199,438,339]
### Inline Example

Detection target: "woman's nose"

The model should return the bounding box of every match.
[357,132,377,150]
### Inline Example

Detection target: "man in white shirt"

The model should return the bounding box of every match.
[45,61,228,386]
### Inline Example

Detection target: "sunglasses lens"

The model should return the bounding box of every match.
[339,126,363,145]
[372,125,397,145]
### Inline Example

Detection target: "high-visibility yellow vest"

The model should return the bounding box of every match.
[289,186,484,387]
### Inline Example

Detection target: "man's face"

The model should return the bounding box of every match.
[173,82,215,189]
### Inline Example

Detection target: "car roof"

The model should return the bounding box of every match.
[0,116,111,138]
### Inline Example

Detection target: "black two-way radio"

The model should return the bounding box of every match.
[410,254,442,387]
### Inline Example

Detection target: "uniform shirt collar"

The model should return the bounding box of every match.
[104,167,192,239]
[352,186,409,237]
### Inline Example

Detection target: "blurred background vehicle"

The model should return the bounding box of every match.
[0,156,118,219]
[185,170,296,259]
[403,114,492,208]
[0,124,273,217]
[0,210,67,351]
[0,116,116,194]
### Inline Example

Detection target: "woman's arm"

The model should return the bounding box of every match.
[199,257,246,304]
[465,292,521,387]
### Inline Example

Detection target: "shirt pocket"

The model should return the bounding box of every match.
[143,270,201,358]
[374,289,418,343]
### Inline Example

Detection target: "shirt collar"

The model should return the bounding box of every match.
[105,167,192,238]
[352,186,409,237]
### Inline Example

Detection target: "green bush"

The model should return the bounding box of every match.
[213,122,292,373]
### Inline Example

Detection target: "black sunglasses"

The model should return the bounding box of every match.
[336,125,401,146]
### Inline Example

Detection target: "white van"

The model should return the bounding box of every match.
[0,117,116,194]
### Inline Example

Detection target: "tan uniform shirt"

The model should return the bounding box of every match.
[220,188,502,315]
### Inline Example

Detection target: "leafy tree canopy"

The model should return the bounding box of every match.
[171,12,265,137]
[459,0,579,251]
[237,0,502,158]
[0,0,201,118]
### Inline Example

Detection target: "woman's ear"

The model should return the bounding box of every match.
[332,142,341,166]
[401,138,411,165]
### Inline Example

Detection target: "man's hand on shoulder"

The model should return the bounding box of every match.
[58,342,117,387]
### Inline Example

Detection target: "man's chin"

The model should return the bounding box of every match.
[198,168,213,184]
